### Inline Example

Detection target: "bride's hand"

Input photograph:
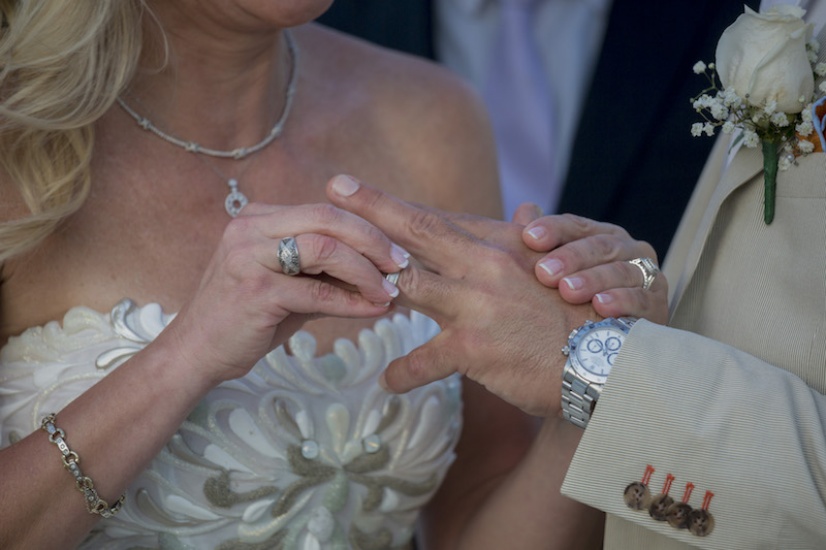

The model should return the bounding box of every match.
[159,202,408,386]
[518,212,668,324]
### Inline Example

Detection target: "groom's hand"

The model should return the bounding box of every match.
[327,175,595,417]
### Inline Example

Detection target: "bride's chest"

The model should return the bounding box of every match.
[0,196,375,350]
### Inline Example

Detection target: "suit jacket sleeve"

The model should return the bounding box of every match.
[562,321,826,549]
[562,135,826,548]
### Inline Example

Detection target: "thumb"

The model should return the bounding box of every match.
[380,332,462,393]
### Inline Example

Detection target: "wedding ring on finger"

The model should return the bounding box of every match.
[384,267,406,286]
[628,257,660,291]
[277,236,301,276]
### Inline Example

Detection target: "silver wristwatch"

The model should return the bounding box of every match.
[561,317,637,428]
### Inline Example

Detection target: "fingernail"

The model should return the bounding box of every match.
[563,276,583,290]
[383,278,399,298]
[378,371,390,392]
[528,203,543,219]
[331,175,360,197]
[596,293,614,304]
[391,243,410,268]
[526,226,547,240]
[539,258,564,277]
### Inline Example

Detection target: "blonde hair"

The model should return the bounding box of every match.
[0,0,145,263]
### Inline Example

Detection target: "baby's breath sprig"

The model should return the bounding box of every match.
[690,39,826,224]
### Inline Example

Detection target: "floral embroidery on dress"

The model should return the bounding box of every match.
[0,300,462,549]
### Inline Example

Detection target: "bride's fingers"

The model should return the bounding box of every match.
[239,202,410,275]
[258,233,400,304]
[263,274,393,318]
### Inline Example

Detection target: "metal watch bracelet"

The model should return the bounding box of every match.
[561,371,602,429]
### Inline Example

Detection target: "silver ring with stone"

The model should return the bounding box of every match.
[628,257,660,291]
[277,236,301,276]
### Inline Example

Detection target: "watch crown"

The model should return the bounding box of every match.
[562,345,570,356]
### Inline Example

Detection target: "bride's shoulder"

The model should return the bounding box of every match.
[299,23,501,216]
[296,24,487,133]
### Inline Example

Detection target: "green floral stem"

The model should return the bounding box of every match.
[761,140,779,225]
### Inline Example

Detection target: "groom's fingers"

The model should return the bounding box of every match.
[327,175,481,276]
[590,286,669,325]
[521,214,657,287]
[511,202,544,226]
[522,214,630,253]
[327,175,537,275]
[388,262,463,321]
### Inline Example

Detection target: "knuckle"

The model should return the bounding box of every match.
[223,216,253,243]
[590,234,624,260]
[222,245,254,278]
[407,209,444,239]
[222,247,247,269]
[312,203,343,225]
[603,221,629,238]
[308,278,337,303]
[560,213,593,233]
[484,246,518,276]
[363,222,387,246]
[311,235,340,264]
[397,263,421,291]
[243,270,271,296]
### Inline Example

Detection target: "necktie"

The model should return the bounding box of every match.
[482,0,556,219]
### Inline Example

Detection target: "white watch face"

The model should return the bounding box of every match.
[572,326,625,382]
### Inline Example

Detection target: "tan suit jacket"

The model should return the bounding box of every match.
[561,129,826,549]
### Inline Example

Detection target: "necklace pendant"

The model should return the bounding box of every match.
[224,178,249,217]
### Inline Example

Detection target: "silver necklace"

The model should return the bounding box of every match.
[117,31,298,217]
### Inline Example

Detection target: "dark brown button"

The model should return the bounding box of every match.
[624,465,655,510]
[649,473,675,521]
[688,491,715,537]
[666,482,695,529]
[666,502,692,529]
[624,481,651,510]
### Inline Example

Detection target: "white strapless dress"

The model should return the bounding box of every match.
[0,299,462,549]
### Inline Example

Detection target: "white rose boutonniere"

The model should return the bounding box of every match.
[716,5,813,113]
[691,5,826,224]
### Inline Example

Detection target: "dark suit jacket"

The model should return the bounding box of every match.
[317,0,759,259]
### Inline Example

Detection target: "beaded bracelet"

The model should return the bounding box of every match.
[40,414,126,518]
